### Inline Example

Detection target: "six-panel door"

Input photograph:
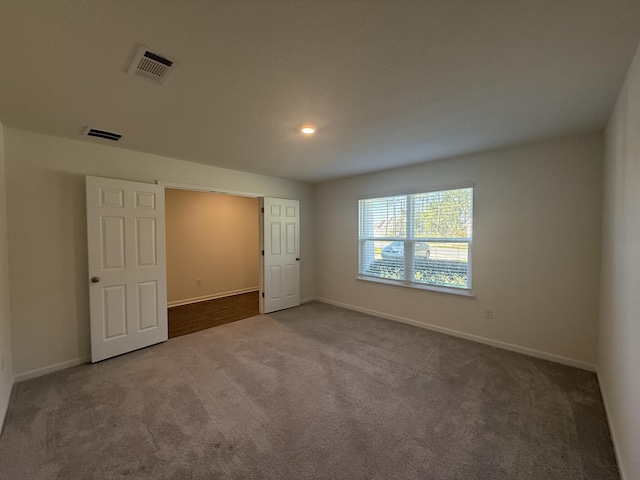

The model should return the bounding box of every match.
[86,176,168,362]
[262,198,300,313]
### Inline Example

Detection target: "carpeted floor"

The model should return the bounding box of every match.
[0,302,619,479]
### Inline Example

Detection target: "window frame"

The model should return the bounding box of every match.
[357,184,474,297]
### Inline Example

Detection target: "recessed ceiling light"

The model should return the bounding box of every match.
[300,125,316,136]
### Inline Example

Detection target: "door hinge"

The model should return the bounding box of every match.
[261,207,264,213]
[261,250,264,256]
[261,292,265,298]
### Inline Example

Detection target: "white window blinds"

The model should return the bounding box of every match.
[358,187,473,291]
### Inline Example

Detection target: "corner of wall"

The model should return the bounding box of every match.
[598,40,640,480]
[0,120,15,434]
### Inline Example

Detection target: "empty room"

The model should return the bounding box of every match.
[0,1,639,479]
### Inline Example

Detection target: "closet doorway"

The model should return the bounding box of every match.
[164,188,260,338]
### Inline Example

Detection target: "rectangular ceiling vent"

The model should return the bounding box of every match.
[83,127,122,142]
[129,45,177,84]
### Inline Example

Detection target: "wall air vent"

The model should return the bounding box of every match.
[128,45,177,84]
[83,127,122,142]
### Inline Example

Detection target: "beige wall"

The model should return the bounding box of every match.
[4,128,315,378]
[165,189,259,304]
[315,132,603,368]
[599,43,640,480]
[0,122,13,430]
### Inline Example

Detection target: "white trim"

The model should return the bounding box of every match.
[357,181,475,202]
[357,275,475,297]
[167,287,259,308]
[316,298,596,372]
[13,356,91,383]
[300,297,318,304]
[597,372,627,480]
[0,379,13,435]
[157,180,262,198]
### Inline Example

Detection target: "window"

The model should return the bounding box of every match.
[358,186,473,294]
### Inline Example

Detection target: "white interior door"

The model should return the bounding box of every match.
[261,198,300,313]
[86,176,168,362]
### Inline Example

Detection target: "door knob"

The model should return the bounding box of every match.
[296,258,300,261]
[91,276,100,283]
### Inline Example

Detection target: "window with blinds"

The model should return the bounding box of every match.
[358,186,473,292]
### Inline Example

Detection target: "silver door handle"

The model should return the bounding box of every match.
[91,276,100,283]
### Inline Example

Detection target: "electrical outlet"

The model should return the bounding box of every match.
[196,279,201,286]
[484,309,493,320]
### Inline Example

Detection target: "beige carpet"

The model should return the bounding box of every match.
[0,302,619,479]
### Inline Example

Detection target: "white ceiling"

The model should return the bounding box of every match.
[0,1,639,183]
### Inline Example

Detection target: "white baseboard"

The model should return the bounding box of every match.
[12,290,282,383]
[167,287,259,308]
[0,378,13,435]
[300,297,318,304]
[13,356,91,383]
[316,298,596,372]
[597,372,627,480]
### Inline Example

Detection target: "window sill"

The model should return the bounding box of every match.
[357,275,475,298]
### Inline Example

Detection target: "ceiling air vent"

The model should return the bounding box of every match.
[128,45,177,84]
[83,127,122,142]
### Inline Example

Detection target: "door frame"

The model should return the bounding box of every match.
[157,180,262,198]
[157,180,276,314]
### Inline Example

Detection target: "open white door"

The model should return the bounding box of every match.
[86,176,168,362]
[261,198,300,313]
